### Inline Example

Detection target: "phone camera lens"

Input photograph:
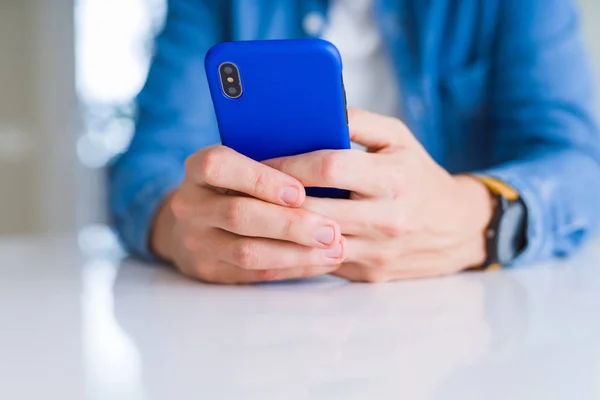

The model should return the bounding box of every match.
[220,63,241,98]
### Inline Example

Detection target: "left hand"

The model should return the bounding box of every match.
[265,108,494,282]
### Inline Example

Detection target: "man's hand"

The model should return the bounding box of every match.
[151,146,346,284]
[265,108,494,282]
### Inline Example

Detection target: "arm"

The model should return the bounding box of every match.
[262,1,600,281]
[478,0,600,264]
[109,1,346,283]
[109,0,224,257]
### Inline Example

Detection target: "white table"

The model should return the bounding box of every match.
[1,235,600,400]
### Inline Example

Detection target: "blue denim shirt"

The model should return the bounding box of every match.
[110,0,600,265]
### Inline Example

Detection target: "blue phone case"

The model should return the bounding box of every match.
[205,39,351,198]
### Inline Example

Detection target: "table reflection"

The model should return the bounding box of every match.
[3,237,599,399]
[107,261,529,399]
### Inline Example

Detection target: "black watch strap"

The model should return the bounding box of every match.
[472,176,527,270]
[483,194,509,270]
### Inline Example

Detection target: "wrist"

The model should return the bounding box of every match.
[150,193,177,262]
[452,175,495,267]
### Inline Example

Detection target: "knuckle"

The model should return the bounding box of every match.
[252,170,271,197]
[376,209,409,238]
[169,191,189,220]
[232,240,259,269]
[282,210,304,238]
[367,253,389,268]
[377,220,404,239]
[320,152,344,183]
[198,147,227,185]
[223,198,248,231]
[257,269,278,281]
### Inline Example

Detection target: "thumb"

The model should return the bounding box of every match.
[348,107,414,152]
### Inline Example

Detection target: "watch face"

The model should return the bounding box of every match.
[496,201,527,264]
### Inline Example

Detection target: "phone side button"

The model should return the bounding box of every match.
[342,80,349,126]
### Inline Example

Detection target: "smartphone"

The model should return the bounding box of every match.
[204,38,351,198]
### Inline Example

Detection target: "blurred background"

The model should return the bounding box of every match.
[0,0,599,243]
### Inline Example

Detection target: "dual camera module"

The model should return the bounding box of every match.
[219,62,242,99]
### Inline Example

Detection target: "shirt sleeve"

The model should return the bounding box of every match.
[109,0,225,258]
[477,0,600,265]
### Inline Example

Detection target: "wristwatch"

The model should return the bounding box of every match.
[473,176,528,270]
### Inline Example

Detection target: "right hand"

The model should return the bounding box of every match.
[150,145,347,284]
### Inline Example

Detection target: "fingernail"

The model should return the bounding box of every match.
[325,243,343,259]
[315,226,335,246]
[281,186,299,205]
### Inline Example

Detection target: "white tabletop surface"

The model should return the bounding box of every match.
[1,235,600,400]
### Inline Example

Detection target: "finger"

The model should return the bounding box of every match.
[302,198,403,238]
[331,262,388,283]
[347,107,415,152]
[342,236,409,264]
[264,150,391,197]
[172,187,342,248]
[334,262,456,282]
[340,237,465,281]
[342,237,369,264]
[190,261,340,285]
[185,145,306,207]
[203,193,342,248]
[215,230,347,270]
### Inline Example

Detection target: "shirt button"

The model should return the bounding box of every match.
[303,12,326,37]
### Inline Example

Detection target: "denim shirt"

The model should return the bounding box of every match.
[110,0,600,265]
